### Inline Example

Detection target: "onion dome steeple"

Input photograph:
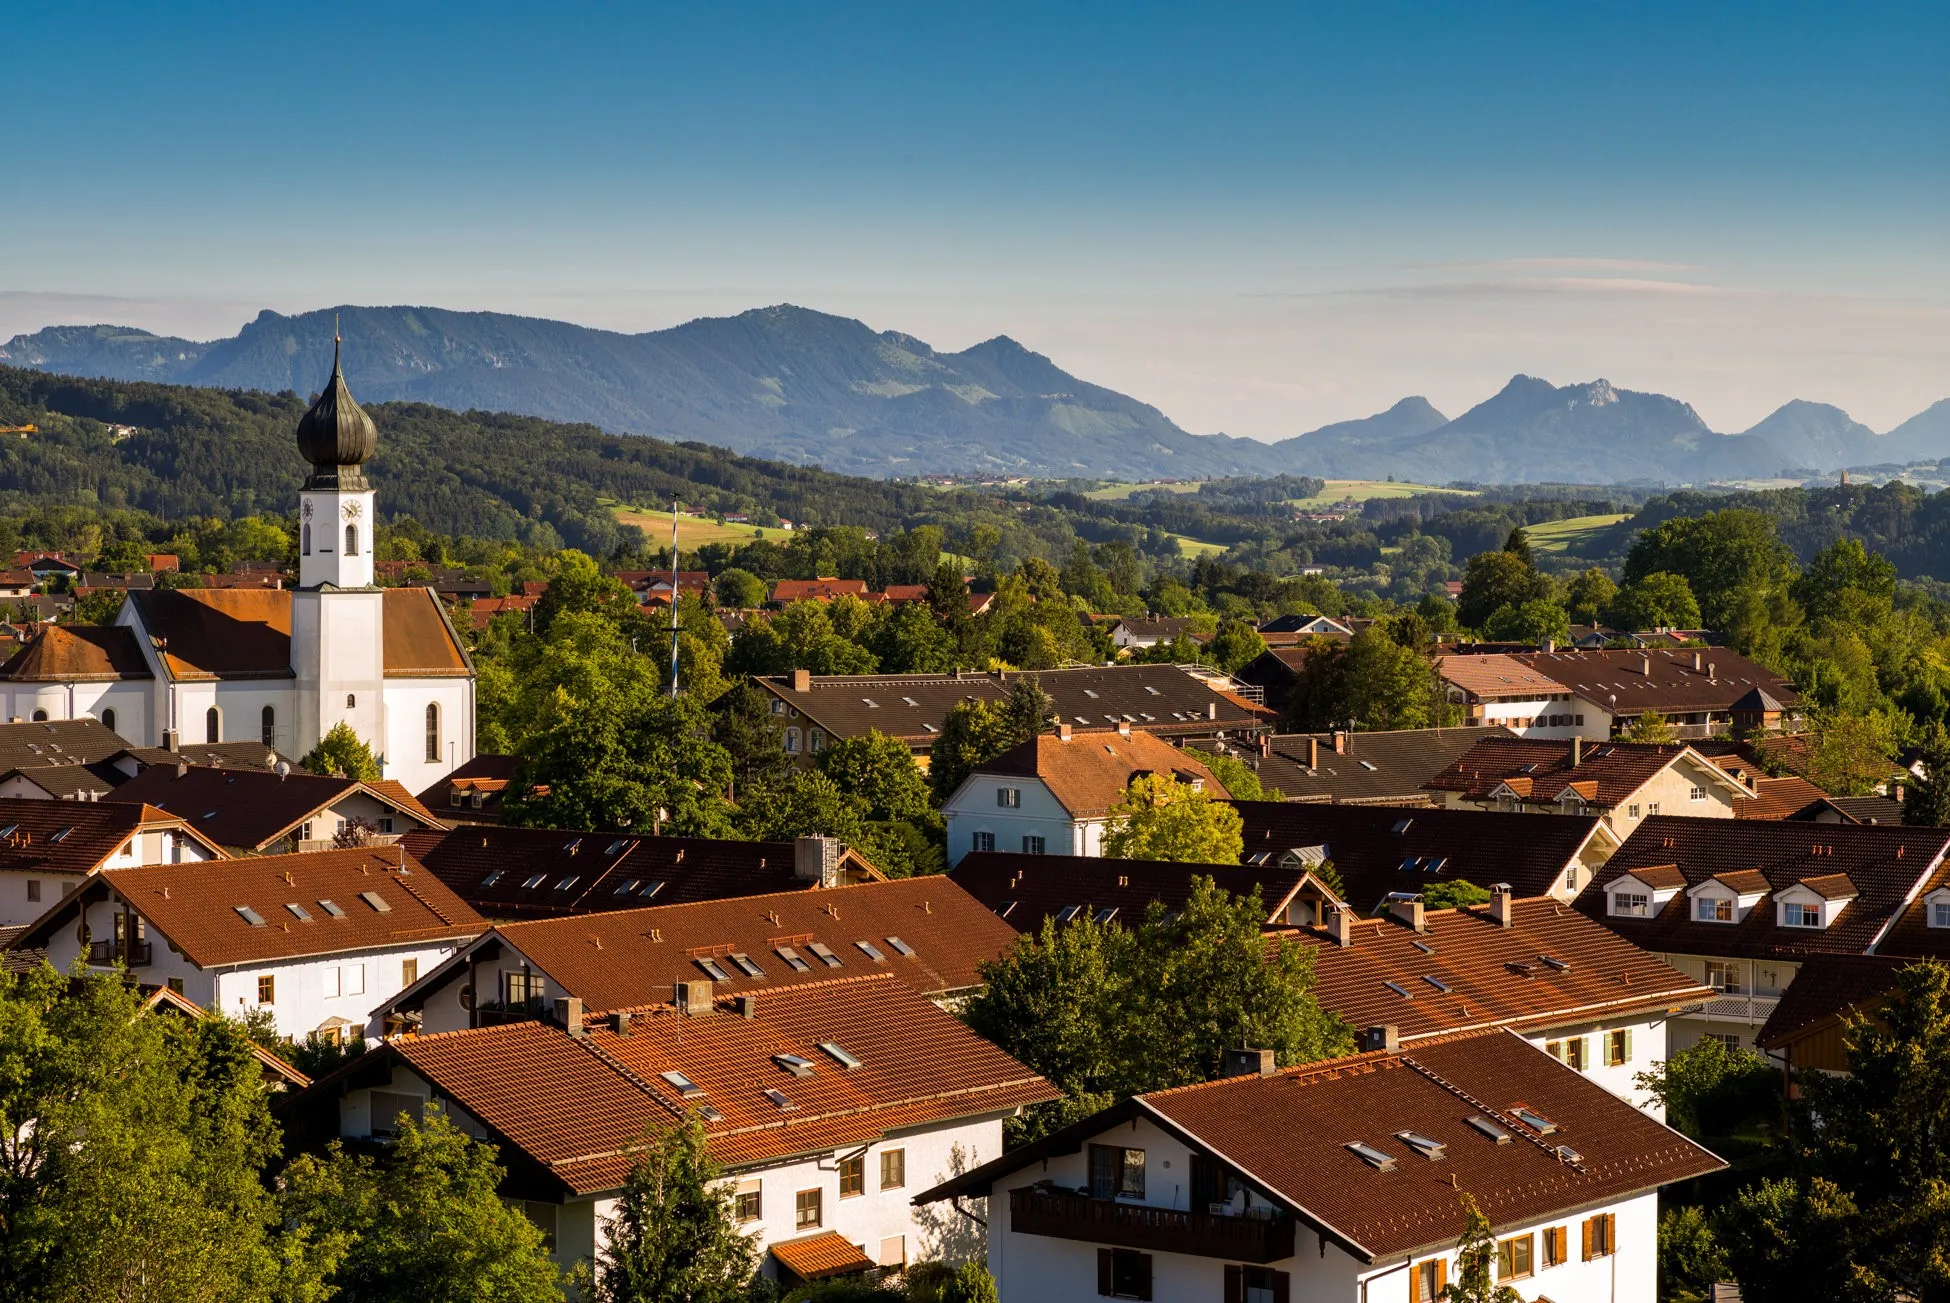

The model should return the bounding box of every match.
[294,321,376,490]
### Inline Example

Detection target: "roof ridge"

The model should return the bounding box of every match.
[501,875,941,934]
[1140,1028,1506,1101]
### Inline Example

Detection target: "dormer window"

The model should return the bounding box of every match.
[1611,891,1649,918]
[1783,902,1821,928]
[1927,888,1950,929]
[1697,897,1734,923]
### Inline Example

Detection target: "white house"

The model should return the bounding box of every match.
[0,795,226,926]
[0,342,475,797]
[1425,736,1754,840]
[1437,653,1607,740]
[10,845,485,1042]
[942,726,1227,866]
[282,972,1056,1288]
[917,1028,1725,1303]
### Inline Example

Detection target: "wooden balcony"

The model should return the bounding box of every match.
[1009,1187,1294,1263]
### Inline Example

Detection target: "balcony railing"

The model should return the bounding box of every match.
[473,997,548,1027]
[87,940,152,967]
[1686,994,1780,1025]
[1009,1187,1294,1263]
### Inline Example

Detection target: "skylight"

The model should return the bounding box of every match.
[613,879,641,895]
[1423,975,1452,993]
[1383,980,1415,999]
[554,876,579,891]
[854,940,886,962]
[1538,954,1570,972]
[1084,689,1100,699]
[773,1053,816,1077]
[317,899,346,918]
[639,881,665,898]
[807,942,843,968]
[994,901,1018,918]
[235,905,266,927]
[1390,818,1413,835]
[697,1104,724,1121]
[285,903,313,922]
[1093,907,1118,924]
[1144,686,1161,695]
[818,1041,863,1069]
[1055,905,1084,922]
[481,870,504,887]
[659,1070,704,1098]
[922,724,939,734]
[563,838,581,853]
[695,957,731,982]
[1400,857,1421,873]
[775,945,812,972]
[862,697,880,708]
[764,1088,796,1111]
[1511,1107,1559,1135]
[884,935,915,957]
[49,827,72,842]
[729,952,765,978]
[357,891,390,914]
[605,839,630,855]
[1424,857,1447,874]
[902,696,919,706]
[1359,760,1378,772]
[521,874,546,890]
[1465,1116,1512,1145]
[1555,1145,1584,1163]
[1345,1141,1397,1171]
[1396,1131,1447,1160]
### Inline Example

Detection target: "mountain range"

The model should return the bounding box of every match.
[4,305,1943,485]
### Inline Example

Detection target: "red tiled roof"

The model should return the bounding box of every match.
[1425,736,1749,807]
[770,1232,877,1280]
[0,797,224,877]
[0,625,152,681]
[950,851,1310,933]
[105,765,359,852]
[1735,775,1833,820]
[772,578,870,602]
[1436,654,1569,699]
[970,731,1226,817]
[1511,647,1800,716]
[1703,869,1772,896]
[126,587,467,680]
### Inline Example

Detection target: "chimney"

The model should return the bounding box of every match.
[1708,662,1717,683]
[1307,737,1319,769]
[1571,736,1582,766]
[674,979,715,1016]
[611,1011,632,1036]
[174,761,189,779]
[1223,1048,1276,1078]
[1542,637,1556,653]
[1333,731,1348,755]
[162,729,179,753]
[553,996,585,1037]
[1489,882,1515,927]
[1640,654,1652,677]
[1360,1025,1402,1053]
[1057,723,1073,742]
[1388,894,1426,933]
[1328,904,1354,948]
[1693,651,1704,672]
[790,668,811,692]
[795,834,843,887]
[734,994,757,1019]
[1116,720,1132,737]
[1259,733,1272,759]
[1206,701,1219,721]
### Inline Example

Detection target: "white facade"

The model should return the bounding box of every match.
[1455,690,1612,740]
[944,774,1097,866]
[980,1113,1658,1303]
[1518,1015,1665,1114]
[0,824,213,927]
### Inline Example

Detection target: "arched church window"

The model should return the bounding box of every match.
[101,708,116,734]
[345,524,358,557]
[424,703,441,763]
[261,705,275,747]
[205,707,220,744]
[302,524,311,556]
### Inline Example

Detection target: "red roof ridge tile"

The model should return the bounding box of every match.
[1141,1027,1507,1101]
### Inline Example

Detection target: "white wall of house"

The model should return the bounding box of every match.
[1515,1013,1668,1115]
[1455,692,1610,741]
[944,774,1092,866]
[0,681,152,740]
[380,676,476,797]
[984,1114,1659,1303]
[0,827,213,926]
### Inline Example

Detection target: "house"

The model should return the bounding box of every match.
[950,851,1334,934]
[467,594,537,629]
[1201,727,1512,805]
[635,570,711,604]
[0,571,36,598]
[1508,648,1801,740]
[1108,617,1198,651]
[9,846,486,1042]
[1733,775,1837,821]
[1232,646,1322,714]
[1437,654,1598,739]
[1754,953,1910,1079]
[146,554,181,573]
[771,578,871,605]
[416,752,518,824]
[0,350,477,796]
[1257,614,1354,636]
[942,726,1227,866]
[283,972,1057,1285]
[398,828,882,920]
[752,664,1267,766]
[0,717,134,768]
[1423,736,1754,838]
[1232,802,1621,910]
[1281,887,1711,1112]
[103,764,445,854]
[16,553,80,581]
[381,875,1020,1036]
[1579,816,1950,1057]
[916,1027,1724,1303]
[0,797,228,926]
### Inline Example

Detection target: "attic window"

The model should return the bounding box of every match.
[773,1053,816,1077]
[1423,975,1452,993]
[1383,980,1414,999]
[317,899,345,918]
[1055,905,1084,922]
[902,696,920,706]
[605,839,630,855]
[285,903,313,922]
[481,870,504,887]
[1359,760,1378,772]
[1390,818,1413,835]
[613,879,642,896]
[1511,1107,1559,1135]
[554,876,579,891]
[1465,1116,1512,1145]
[562,839,581,854]
[1093,907,1118,924]
[521,874,546,890]
[695,957,731,982]
[1345,1142,1397,1172]
[235,905,267,927]
[884,935,915,957]
[775,946,812,972]
[729,952,765,978]
[818,1041,863,1069]
[48,827,72,843]
[1397,1131,1447,1160]
[358,891,391,913]
[639,881,665,898]
[854,940,886,962]
[659,1070,704,1099]
[764,1088,796,1111]
[1084,689,1100,699]
[806,942,843,968]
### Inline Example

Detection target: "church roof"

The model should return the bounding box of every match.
[294,335,377,486]
[0,625,152,682]
[125,587,468,681]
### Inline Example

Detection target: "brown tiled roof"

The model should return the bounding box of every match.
[949,851,1310,933]
[1234,803,1613,911]
[12,846,484,967]
[415,754,519,824]
[1756,953,1910,1049]
[307,973,1055,1196]
[1425,736,1749,807]
[1735,775,1832,820]
[0,719,135,769]
[400,827,880,920]
[383,587,472,675]
[1115,617,1198,638]
[1824,795,1905,825]
[0,764,118,800]
[924,1028,1723,1261]
[0,797,223,877]
[1617,863,1687,891]
[104,766,436,853]
[1511,647,1800,716]
[1582,816,1950,960]
[772,578,870,602]
[111,743,291,773]
[1793,872,1858,901]
[366,780,444,829]
[1287,898,1711,1040]
[125,587,468,680]
[770,1232,877,1280]
[969,731,1226,817]
[1222,727,1515,804]
[1436,654,1569,700]
[1704,869,1773,896]
[0,625,152,681]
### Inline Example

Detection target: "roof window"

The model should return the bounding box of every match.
[554,876,579,891]
[854,940,886,962]
[317,899,346,918]
[285,903,313,922]
[902,696,920,706]
[806,942,843,968]
[481,870,505,887]
[1093,907,1118,924]
[862,697,880,708]
[695,957,731,982]
[1359,760,1378,772]
[1411,939,1435,955]
[358,891,391,914]
[639,881,665,898]
[818,1041,863,1069]
[775,946,812,972]
[1390,818,1413,835]
[235,905,266,927]
[773,1053,816,1077]
[659,1070,704,1098]
[1396,1130,1447,1160]
[1144,686,1161,695]
[884,935,915,957]
[1511,1107,1559,1135]
[613,879,641,895]
[922,724,939,734]
[994,900,1018,918]
[521,874,546,890]
[1465,1116,1512,1144]
[697,1104,724,1121]
[605,839,631,855]
[1345,1142,1397,1171]
[562,838,581,854]
[1383,980,1414,999]
[1423,975,1452,993]
[1084,689,1100,699]
[49,827,72,843]
[729,952,765,978]
[1538,954,1570,972]
[0,824,16,839]
[1055,905,1084,922]
[1555,1145,1584,1163]
[764,1088,796,1111]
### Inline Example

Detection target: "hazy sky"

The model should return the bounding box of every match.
[4,2,1945,437]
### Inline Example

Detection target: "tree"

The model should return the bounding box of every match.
[1606,571,1702,631]
[572,1120,759,1303]
[1481,598,1571,646]
[1418,880,1491,911]
[1621,710,1676,744]
[1201,750,1279,802]
[1624,509,1796,636]
[1438,1193,1523,1303]
[817,731,934,826]
[1632,1037,1777,1138]
[735,768,870,846]
[1206,619,1268,674]
[1457,550,1549,629]
[869,598,957,673]
[1658,1205,1730,1303]
[73,588,125,625]
[713,567,767,609]
[929,699,1024,807]
[532,549,634,637]
[1791,538,1896,624]
[1904,720,1950,826]
[300,721,381,782]
[1343,627,1445,730]
[1501,526,1535,567]
[713,682,792,792]
[906,1262,1000,1303]
[1564,568,1618,625]
[1803,711,1900,797]
[505,688,736,837]
[1103,773,1245,864]
[281,1113,562,1303]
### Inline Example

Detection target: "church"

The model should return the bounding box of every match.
[0,344,476,796]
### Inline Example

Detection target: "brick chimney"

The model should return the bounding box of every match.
[1360,1025,1401,1053]
[1116,720,1132,737]
[1489,882,1515,927]
[674,980,715,1017]
[1388,894,1426,933]
[1223,1047,1277,1078]
[1333,730,1348,755]
[791,668,812,692]
[1057,723,1074,742]
[1571,736,1582,766]
[1259,733,1272,759]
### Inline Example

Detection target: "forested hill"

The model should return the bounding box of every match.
[1598,482,1950,580]
[0,365,1005,555]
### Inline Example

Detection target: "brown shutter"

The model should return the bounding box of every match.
[1224,1265,1244,1303]
[1435,1260,1448,1295]
[1605,1212,1617,1254]
[1581,1217,1593,1261]
[1098,1248,1113,1295]
[1272,1270,1290,1303]
[1135,1252,1153,1302]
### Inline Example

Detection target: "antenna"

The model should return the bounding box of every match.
[668,494,682,699]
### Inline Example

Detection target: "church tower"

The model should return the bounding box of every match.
[288,332,387,768]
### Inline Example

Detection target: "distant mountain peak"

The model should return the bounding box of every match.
[1577,379,1620,407]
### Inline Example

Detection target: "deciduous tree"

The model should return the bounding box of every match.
[300,721,381,782]
[1103,772,1245,864]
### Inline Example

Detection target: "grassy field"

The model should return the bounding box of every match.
[612,504,796,548]
[1287,479,1477,509]
[1524,513,1633,554]
[1082,480,1206,501]
[1169,533,1225,558]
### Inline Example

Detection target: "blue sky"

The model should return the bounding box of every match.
[3,1,1944,436]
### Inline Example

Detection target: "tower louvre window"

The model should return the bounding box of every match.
[261,705,275,747]
[345,523,359,556]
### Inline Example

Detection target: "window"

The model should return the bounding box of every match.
[24,879,39,903]
[880,1148,905,1190]
[345,523,358,556]
[1564,867,1579,891]
[1097,1248,1152,1300]
[1547,1037,1587,1070]
[1689,784,1707,801]
[167,976,184,995]
[1704,960,1742,994]
[1497,1233,1534,1281]
[839,1153,865,1198]
[1582,1212,1616,1260]
[322,966,342,998]
[1612,891,1649,918]
[1225,1266,1289,1302]
[1089,1144,1146,1200]
[808,728,824,754]
[101,707,116,733]
[794,1189,822,1230]
[346,694,356,709]
[424,703,440,763]
[402,958,419,986]
[879,1236,906,1269]
[1023,835,1046,855]
[504,970,544,1006]
[1543,1225,1569,1266]
[1784,901,1821,928]
[972,831,995,854]
[1605,1028,1633,1066]
[784,727,801,754]
[260,705,275,747]
[1412,1259,1448,1302]
[205,706,220,744]
[257,974,275,1004]
[997,787,1021,808]
[302,523,312,556]
[1697,896,1734,922]
[30,709,46,723]
[369,1091,421,1137]
[1627,803,1641,819]
[734,1180,762,1222]
[1934,902,1950,929]
[343,963,365,996]
[1647,801,1660,815]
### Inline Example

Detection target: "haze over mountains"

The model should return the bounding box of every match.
[3,305,1943,485]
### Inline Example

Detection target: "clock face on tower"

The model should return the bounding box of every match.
[342,501,363,521]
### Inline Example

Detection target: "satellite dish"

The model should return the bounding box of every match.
[274,761,292,780]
